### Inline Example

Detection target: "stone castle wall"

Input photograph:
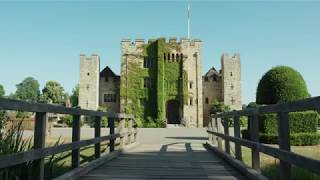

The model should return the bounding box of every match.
[221,53,242,110]
[78,38,241,128]
[79,54,100,110]
[99,76,120,112]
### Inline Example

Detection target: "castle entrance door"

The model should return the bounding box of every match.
[166,100,180,124]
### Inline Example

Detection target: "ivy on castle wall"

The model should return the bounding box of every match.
[120,38,188,127]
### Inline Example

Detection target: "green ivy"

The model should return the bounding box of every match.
[120,38,188,127]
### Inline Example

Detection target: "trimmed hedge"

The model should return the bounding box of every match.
[259,111,319,134]
[241,130,320,146]
[242,111,319,146]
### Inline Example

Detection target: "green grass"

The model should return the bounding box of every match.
[229,143,320,180]
[45,142,110,179]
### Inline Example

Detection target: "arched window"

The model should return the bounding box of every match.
[172,54,175,61]
[164,53,166,60]
[176,54,179,62]
[180,53,183,61]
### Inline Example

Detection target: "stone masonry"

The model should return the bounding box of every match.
[78,38,241,127]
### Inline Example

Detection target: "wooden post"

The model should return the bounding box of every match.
[72,115,80,169]
[128,118,133,144]
[119,118,125,149]
[94,116,101,159]
[216,117,223,150]
[277,112,291,180]
[250,114,260,171]
[108,118,115,152]
[33,112,47,180]
[234,116,242,161]
[223,116,230,154]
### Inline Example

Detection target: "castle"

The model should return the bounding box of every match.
[79,38,241,127]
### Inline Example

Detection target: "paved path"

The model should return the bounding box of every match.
[78,128,245,180]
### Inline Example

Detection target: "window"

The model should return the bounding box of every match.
[143,78,151,88]
[190,97,193,106]
[86,85,90,90]
[189,82,193,89]
[104,94,116,103]
[180,53,183,61]
[230,72,233,76]
[144,58,153,69]
[204,77,209,82]
[231,97,235,105]
[140,98,147,106]
[176,54,179,61]
[172,54,175,62]
[105,77,109,82]
[231,84,234,90]
[87,72,90,76]
[213,76,217,81]
[205,97,209,104]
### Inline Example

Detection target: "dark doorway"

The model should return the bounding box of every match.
[166,100,180,124]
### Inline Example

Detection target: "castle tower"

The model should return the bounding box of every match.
[79,54,100,110]
[221,53,241,110]
[180,38,203,127]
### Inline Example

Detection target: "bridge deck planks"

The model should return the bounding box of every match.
[78,143,245,180]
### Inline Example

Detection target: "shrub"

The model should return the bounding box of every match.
[256,66,309,105]
[259,111,318,135]
[241,130,320,146]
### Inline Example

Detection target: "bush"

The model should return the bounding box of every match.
[241,130,320,146]
[256,66,309,105]
[259,111,318,135]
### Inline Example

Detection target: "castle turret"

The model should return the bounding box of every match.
[221,53,241,110]
[79,54,100,110]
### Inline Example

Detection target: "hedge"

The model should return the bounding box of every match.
[259,111,319,134]
[241,130,320,146]
[256,66,309,105]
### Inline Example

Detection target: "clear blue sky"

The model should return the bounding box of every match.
[0,1,319,104]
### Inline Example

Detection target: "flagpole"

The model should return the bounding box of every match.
[188,4,190,39]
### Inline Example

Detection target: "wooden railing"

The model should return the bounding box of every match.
[0,98,137,180]
[207,97,320,180]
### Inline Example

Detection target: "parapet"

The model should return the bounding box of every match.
[80,54,100,61]
[120,37,202,47]
[221,53,240,61]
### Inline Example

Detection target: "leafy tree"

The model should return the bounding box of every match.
[210,101,230,114]
[0,84,4,98]
[70,84,79,107]
[15,77,40,102]
[42,81,65,104]
[256,66,309,105]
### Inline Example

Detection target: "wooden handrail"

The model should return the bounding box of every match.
[207,96,320,180]
[0,98,137,180]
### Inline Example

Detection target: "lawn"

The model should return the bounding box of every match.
[229,143,320,180]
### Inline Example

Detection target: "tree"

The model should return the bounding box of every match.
[70,84,79,107]
[256,66,309,105]
[0,84,5,98]
[42,81,65,104]
[15,77,40,102]
[210,101,230,114]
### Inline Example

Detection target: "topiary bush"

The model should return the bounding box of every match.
[256,66,309,105]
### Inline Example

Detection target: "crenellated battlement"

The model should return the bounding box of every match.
[221,53,240,60]
[120,38,202,47]
[80,54,100,60]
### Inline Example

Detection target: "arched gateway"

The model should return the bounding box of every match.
[166,100,180,124]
